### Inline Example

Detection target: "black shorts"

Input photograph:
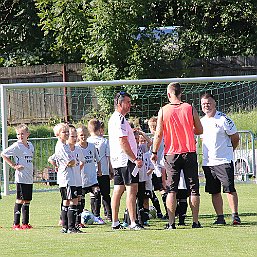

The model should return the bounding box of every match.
[82,184,99,196]
[152,173,163,191]
[203,162,236,194]
[176,189,189,200]
[60,185,78,200]
[16,183,33,201]
[113,160,139,186]
[77,186,82,196]
[164,152,200,196]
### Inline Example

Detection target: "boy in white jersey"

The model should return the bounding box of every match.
[66,125,85,228]
[77,125,105,224]
[1,124,34,230]
[148,117,168,219]
[87,119,113,221]
[51,123,81,233]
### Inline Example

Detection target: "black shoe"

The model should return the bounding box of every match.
[213,218,226,225]
[157,213,163,219]
[165,223,176,230]
[67,228,83,233]
[177,222,186,226]
[192,222,202,228]
[129,223,144,230]
[112,224,126,230]
[232,216,241,225]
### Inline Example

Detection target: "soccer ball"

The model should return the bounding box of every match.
[148,206,157,219]
[81,210,95,225]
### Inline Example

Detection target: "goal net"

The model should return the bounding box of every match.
[1,75,257,194]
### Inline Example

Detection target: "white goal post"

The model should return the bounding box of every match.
[1,74,257,195]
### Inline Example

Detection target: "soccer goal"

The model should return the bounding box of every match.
[1,74,257,195]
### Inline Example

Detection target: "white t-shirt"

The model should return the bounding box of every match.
[54,141,76,187]
[201,111,237,166]
[2,141,34,184]
[77,143,100,188]
[140,151,154,183]
[108,111,137,168]
[150,136,164,165]
[87,135,110,176]
[71,146,84,187]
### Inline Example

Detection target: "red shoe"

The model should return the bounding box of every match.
[21,224,33,229]
[12,224,22,230]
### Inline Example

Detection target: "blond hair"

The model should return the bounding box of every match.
[15,124,29,133]
[88,118,101,134]
[53,123,69,137]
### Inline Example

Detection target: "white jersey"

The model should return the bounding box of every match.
[54,141,76,187]
[77,143,100,188]
[87,135,110,175]
[201,111,237,166]
[71,146,84,187]
[140,151,154,183]
[150,136,164,165]
[2,141,34,184]
[178,170,187,190]
[108,111,137,168]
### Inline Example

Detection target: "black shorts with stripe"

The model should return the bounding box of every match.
[60,185,78,200]
[16,183,33,201]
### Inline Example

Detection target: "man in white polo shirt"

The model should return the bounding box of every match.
[108,91,143,230]
[201,93,241,225]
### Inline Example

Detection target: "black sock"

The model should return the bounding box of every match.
[81,197,85,211]
[68,205,77,230]
[151,191,162,214]
[61,206,68,229]
[14,203,22,225]
[22,203,30,225]
[161,192,168,215]
[76,201,82,225]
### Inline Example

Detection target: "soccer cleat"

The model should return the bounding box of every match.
[112,224,126,230]
[94,216,105,225]
[129,224,144,230]
[165,223,176,230]
[177,221,186,226]
[192,222,202,228]
[76,223,86,229]
[12,224,23,230]
[213,218,226,225]
[60,227,68,233]
[232,216,241,225]
[157,213,163,219]
[67,228,83,233]
[21,224,33,229]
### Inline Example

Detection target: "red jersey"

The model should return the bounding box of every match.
[162,102,196,154]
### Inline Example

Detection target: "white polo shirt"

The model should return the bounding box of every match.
[54,141,76,187]
[201,111,237,166]
[77,142,100,188]
[108,111,137,168]
[87,135,110,175]
[2,141,34,184]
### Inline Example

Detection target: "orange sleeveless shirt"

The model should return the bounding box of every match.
[162,103,196,154]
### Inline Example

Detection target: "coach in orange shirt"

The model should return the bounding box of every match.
[151,82,203,229]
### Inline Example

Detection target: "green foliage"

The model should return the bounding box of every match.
[229,109,257,136]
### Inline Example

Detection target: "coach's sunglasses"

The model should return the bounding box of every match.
[116,91,126,104]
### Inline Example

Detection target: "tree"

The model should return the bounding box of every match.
[0,0,53,66]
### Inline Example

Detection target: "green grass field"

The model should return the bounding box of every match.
[0,183,257,257]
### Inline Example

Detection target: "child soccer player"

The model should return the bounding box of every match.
[66,125,85,228]
[148,117,168,219]
[76,125,105,224]
[87,119,113,221]
[1,124,34,230]
[52,123,81,233]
